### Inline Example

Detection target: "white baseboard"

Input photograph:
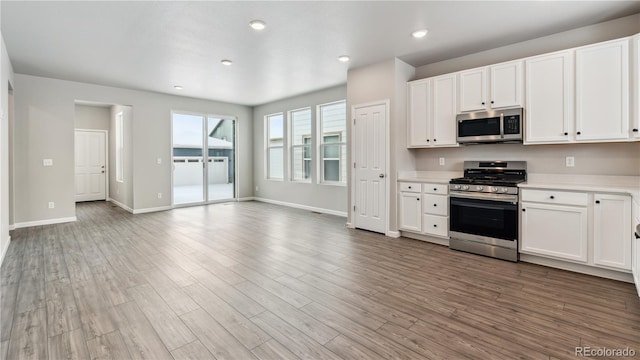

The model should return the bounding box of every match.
[236,197,256,202]
[386,230,401,238]
[0,235,10,266]
[133,206,172,214]
[346,222,355,229]
[519,254,634,283]
[400,231,450,246]
[109,199,133,213]
[12,216,77,229]
[8,224,15,231]
[254,197,347,218]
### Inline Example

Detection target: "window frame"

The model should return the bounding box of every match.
[288,107,312,183]
[317,100,347,186]
[265,112,285,181]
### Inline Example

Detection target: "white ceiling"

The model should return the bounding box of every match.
[2,1,639,106]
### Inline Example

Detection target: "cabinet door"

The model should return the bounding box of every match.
[521,202,588,262]
[407,80,430,147]
[524,51,573,144]
[431,74,458,146]
[575,39,629,141]
[633,216,640,297]
[593,194,632,270]
[490,60,523,109]
[422,214,448,237]
[458,68,487,112]
[633,34,640,139]
[399,192,422,232]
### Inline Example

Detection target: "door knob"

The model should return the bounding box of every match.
[101,170,105,173]
[379,174,385,178]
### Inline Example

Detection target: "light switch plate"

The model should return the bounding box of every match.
[157,158,162,165]
[439,157,445,166]
[43,159,53,166]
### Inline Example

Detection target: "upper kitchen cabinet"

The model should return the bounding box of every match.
[407,74,458,148]
[575,38,629,141]
[458,60,523,112]
[524,50,574,144]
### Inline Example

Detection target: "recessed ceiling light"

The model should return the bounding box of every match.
[174,85,183,90]
[338,55,350,62]
[411,29,429,38]
[221,59,233,66]
[249,20,266,31]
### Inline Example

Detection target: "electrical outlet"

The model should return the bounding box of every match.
[439,157,445,166]
[156,158,162,165]
[48,202,55,209]
[565,156,575,167]
[43,159,53,166]
[255,186,259,192]
[157,193,162,199]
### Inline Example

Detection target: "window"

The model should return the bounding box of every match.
[115,111,124,182]
[266,113,284,179]
[318,101,346,184]
[289,108,312,181]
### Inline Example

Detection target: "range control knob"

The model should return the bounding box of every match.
[490,187,499,193]
[453,184,461,190]
[461,185,470,191]
[499,187,509,193]
[477,186,484,191]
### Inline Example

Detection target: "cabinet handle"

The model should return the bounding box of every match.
[433,188,437,191]
[417,198,420,201]
[433,204,437,207]
[426,139,430,142]
[408,186,412,189]
[633,129,639,132]
[522,208,526,212]
[433,224,437,227]
[550,195,555,199]
[433,139,437,142]
[577,131,581,135]
[491,101,494,104]
[564,132,568,136]
[481,102,485,105]
[595,200,600,204]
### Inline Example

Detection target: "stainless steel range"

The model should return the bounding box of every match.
[448,161,527,262]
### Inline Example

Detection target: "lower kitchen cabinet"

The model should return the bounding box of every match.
[399,191,422,233]
[521,202,588,263]
[593,194,632,270]
[422,214,448,237]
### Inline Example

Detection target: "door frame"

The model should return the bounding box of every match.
[74,129,109,201]
[170,110,238,208]
[349,99,391,235]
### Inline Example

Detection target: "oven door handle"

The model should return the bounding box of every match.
[450,198,517,211]
[450,192,518,203]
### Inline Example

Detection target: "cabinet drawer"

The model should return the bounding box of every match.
[521,189,588,206]
[423,183,448,195]
[423,194,448,216]
[399,182,421,193]
[423,214,448,237]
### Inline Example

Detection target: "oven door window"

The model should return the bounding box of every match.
[450,197,518,241]
[458,117,500,137]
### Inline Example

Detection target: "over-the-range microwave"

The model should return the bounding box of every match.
[456,107,524,144]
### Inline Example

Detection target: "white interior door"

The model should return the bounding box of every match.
[75,130,106,202]
[353,103,386,234]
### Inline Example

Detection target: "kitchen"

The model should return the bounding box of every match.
[393,32,640,296]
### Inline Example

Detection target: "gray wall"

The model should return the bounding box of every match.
[415,13,640,79]
[74,104,110,130]
[253,85,348,214]
[109,105,133,209]
[346,58,416,232]
[411,13,640,177]
[12,74,253,224]
[1,31,15,262]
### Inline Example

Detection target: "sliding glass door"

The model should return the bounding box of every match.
[172,113,236,205]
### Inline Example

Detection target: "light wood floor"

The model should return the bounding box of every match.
[1,201,639,360]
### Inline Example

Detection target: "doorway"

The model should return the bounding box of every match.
[172,112,236,205]
[74,130,107,202]
[352,101,388,234]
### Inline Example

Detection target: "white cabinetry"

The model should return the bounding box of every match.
[521,194,588,263]
[458,60,522,112]
[593,194,632,271]
[632,34,640,139]
[575,38,629,141]
[524,50,574,144]
[407,75,458,148]
[633,214,640,297]
[399,183,421,232]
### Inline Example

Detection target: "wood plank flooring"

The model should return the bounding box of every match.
[1,201,639,359]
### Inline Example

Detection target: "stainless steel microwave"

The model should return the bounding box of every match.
[456,108,524,144]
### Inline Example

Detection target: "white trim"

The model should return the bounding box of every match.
[236,197,256,202]
[401,231,450,246]
[265,112,285,181]
[8,224,15,231]
[346,222,355,228]
[109,198,133,213]
[132,206,172,214]
[386,230,401,238]
[254,197,347,217]
[0,235,10,266]
[520,253,634,283]
[350,99,391,235]
[13,217,77,229]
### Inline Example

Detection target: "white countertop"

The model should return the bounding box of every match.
[397,170,462,184]
[520,174,640,204]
